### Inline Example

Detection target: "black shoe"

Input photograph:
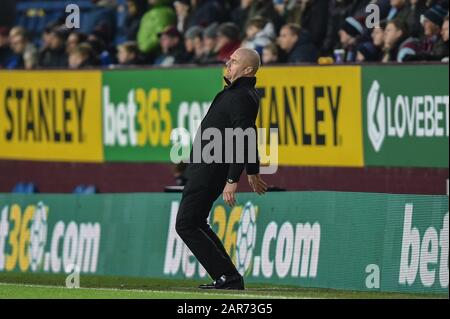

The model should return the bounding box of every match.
[199,274,244,290]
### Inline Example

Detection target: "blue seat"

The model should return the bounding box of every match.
[12,182,38,193]
[73,184,98,194]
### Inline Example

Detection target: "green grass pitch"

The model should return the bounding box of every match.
[0,273,446,299]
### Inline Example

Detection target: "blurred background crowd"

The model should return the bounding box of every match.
[0,0,448,69]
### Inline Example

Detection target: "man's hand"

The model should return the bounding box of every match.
[248,174,268,195]
[223,182,238,207]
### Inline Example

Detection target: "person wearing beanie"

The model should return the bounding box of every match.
[356,41,382,62]
[277,23,318,63]
[183,25,204,64]
[154,25,187,66]
[216,22,242,62]
[407,14,449,61]
[198,22,220,64]
[382,19,419,62]
[338,16,365,62]
[419,4,448,55]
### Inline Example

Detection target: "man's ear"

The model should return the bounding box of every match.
[245,66,254,75]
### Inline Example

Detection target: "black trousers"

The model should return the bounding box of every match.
[175,183,239,281]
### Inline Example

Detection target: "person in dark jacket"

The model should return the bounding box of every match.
[125,0,147,41]
[278,23,318,63]
[0,27,13,68]
[38,28,68,68]
[176,48,268,290]
[382,19,420,62]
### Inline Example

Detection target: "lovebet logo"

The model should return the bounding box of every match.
[164,201,321,280]
[0,202,101,274]
[367,80,449,152]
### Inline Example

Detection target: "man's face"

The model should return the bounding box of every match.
[215,34,230,52]
[246,25,260,39]
[225,50,250,82]
[160,34,179,53]
[10,35,26,54]
[277,26,297,52]
[384,23,402,49]
[262,48,277,64]
[423,18,440,37]
[390,0,405,8]
[118,47,135,64]
[338,29,355,48]
[174,1,189,17]
[442,20,449,42]
[184,38,194,53]
[127,0,137,16]
[204,36,216,53]
[372,26,384,47]
[49,33,63,50]
[67,33,79,53]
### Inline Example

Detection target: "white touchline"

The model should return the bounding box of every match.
[0,282,320,299]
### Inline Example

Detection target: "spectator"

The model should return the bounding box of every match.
[356,41,383,62]
[183,25,204,64]
[262,42,279,64]
[66,32,88,54]
[68,43,94,69]
[174,0,191,32]
[232,0,281,33]
[277,0,329,48]
[117,41,141,65]
[278,23,318,63]
[382,19,419,62]
[88,33,113,66]
[125,0,148,41]
[409,12,449,60]
[216,22,241,62]
[371,22,386,50]
[321,0,370,56]
[198,22,220,64]
[241,16,276,55]
[387,0,422,36]
[441,16,449,61]
[38,28,68,68]
[174,0,225,32]
[137,0,176,54]
[419,5,447,54]
[8,28,38,69]
[154,26,186,66]
[0,27,13,68]
[338,16,365,62]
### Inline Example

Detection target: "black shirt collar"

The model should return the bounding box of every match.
[224,76,256,89]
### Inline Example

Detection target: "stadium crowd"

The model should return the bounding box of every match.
[0,0,448,69]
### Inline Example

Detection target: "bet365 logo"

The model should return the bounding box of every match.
[235,202,257,276]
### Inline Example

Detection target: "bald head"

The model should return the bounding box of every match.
[226,48,261,82]
[235,47,261,75]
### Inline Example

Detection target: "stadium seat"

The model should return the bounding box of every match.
[12,182,39,193]
[73,184,98,194]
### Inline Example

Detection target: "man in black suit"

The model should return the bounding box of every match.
[175,48,268,290]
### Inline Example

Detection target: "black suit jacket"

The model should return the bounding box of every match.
[184,76,260,193]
